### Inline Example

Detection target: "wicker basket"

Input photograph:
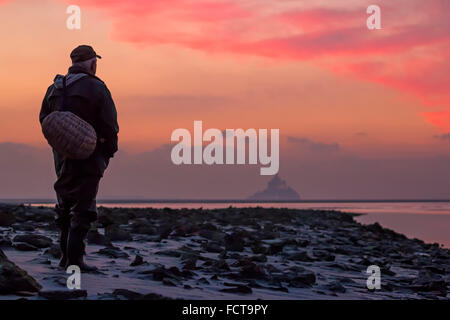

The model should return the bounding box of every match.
[42,111,97,160]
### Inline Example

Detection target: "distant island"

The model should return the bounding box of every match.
[248,175,300,201]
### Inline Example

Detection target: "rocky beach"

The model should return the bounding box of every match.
[0,203,448,300]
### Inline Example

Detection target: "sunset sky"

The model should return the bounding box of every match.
[0,0,449,199]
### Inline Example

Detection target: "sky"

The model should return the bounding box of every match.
[0,0,449,199]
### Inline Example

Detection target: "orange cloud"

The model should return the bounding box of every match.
[51,0,450,131]
[2,0,448,130]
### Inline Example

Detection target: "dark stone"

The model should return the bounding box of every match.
[130,219,156,235]
[155,249,182,258]
[250,242,267,254]
[13,235,53,248]
[0,236,12,248]
[325,281,346,293]
[250,254,267,263]
[13,242,39,251]
[11,223,34,231]
[288,251,314,262]
[182,258,197,270]
[199,230,226,242]
[203,242,224,253]
[225,234,244,252]
[43,244,62,259]
[87,229,112,246]
[110,289,171,300]
[240,262,266,279]
[97,247,129,259]
[0,249,42,294]
[105,225,132,242]
[287,270,316,288]
[130,255,145,267]
[157,225,172,240]
[212,259,230,271]
[0,210,15,227]
[220,285,252,294]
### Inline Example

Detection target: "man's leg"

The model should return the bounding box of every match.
[54,201,72,268]
[54,172,76,268]
[66,175,100,272]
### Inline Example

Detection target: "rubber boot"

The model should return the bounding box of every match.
[54,206,70,268]
[66,213,97,272]
[58,226,69,267]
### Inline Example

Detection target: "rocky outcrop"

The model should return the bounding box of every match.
[0,249,41,294]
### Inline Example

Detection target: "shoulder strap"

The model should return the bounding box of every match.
[60,76,68,112]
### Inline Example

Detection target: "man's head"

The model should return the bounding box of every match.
[70,45,101,75]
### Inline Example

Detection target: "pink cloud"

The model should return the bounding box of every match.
[53,0,450,130]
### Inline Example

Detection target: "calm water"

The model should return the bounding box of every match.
[29,201,450,248]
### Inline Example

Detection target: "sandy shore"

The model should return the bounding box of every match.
[0,203,448,299]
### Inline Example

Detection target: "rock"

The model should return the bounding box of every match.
[250,254,267,263]
[105,225,132,242]
[0,249,42,294]
[110,289,170,300]
[130,255,145,267]
[182,258,197,270]
[267,241,285,255]
[0,210,15,227]
[199,230,226,242]
[13,242,39,251]
[288,251,314,262]
[220,285,252,294]
[287,270,316,288]
[13,235,53,248]
[98,208,131,226]
[410,271,448,296]
[0,236,11,248]
[111,289,143,300]
[38,290,87,300]
[197,277,210,285]
[250,242,267,254]
[212,259,230,271]
[203,242,224,253]
[155,249,182,258]
[87,229,112,246]
[312,249,335,262]
[162,279,177,286]
[240,262,266,279]
[11,223,34,231]
[43,244,62,259]
[225,234,244,252]
[157,225,172,241]
[97,247,129,259]
[152,267,181,282]
[130,219,156,235]
[325,281,346,293]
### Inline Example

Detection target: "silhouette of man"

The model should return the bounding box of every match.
[39,45,119,271]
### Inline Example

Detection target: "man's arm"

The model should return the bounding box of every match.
[39,86,53,124]
[98,85,119,158]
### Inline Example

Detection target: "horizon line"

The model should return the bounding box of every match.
[2,198,450,204]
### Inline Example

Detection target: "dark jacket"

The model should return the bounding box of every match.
[39,66,119,177]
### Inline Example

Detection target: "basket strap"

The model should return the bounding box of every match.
[60,76,68,112]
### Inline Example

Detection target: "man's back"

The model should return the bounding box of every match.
[40,65,119,177]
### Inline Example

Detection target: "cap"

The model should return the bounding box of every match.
[70,45,102,63]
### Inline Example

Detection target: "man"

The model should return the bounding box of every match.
[39,45,119,271]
